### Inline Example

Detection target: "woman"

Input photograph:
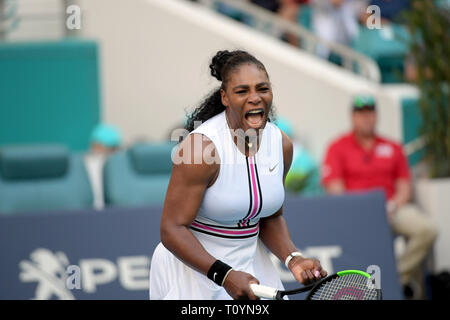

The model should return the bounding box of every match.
[150,50,327,300]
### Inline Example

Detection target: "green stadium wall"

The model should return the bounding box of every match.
[402,97,425,166]
[0,39,101,151]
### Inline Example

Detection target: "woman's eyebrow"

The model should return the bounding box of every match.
[232,82,270,90]
[232,84,249,90]
[255,82,270,87]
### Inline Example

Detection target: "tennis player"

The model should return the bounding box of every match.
[149,50,327,300]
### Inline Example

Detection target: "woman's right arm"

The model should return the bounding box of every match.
[160,133,259,299]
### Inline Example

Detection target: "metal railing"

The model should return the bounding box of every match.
[0,0,19,39]
[404,136,426,157]
[0,0,78,40]
[198,0,382,83]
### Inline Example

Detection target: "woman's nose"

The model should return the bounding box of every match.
[248,90,261,105]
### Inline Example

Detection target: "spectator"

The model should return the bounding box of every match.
[89,124,122,154]
[216,1,309,47]
[250,0,281,12]
[310,0,364,58]
[85,124,122,210]
[251,0,310,15]
[250,0,303,46]
[277,0,304,46]
[321,94,437,296]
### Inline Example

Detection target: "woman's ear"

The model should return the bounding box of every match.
[220,88,228,107]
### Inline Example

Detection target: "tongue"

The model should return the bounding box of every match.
[247,113,263,125]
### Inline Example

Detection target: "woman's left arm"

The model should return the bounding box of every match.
[259,131,327,284]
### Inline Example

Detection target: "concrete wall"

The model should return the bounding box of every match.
[79,0,407,160]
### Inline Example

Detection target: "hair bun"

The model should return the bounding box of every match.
[209,50,233,81]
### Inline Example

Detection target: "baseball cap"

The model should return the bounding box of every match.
[90,124,122,148]
[352,95,376,111]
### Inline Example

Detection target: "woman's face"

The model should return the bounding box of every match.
[220,63,273,134]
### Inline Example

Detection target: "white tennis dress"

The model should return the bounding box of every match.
[149,111,286,300]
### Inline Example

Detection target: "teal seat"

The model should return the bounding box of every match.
[352,24,411,83]
[0,144,93,214]
[103,142,175,208]
[297,4,312,31]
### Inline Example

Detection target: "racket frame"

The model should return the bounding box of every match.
[276,270,382,300]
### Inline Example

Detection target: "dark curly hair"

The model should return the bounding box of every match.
[185,50,276,132]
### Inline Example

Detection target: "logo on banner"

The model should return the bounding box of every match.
[19,248,150,300]
[19,248,75,300]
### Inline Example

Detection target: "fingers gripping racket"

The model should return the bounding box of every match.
[250,270,382,300]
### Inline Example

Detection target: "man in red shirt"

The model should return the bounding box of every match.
[321,95,437,294]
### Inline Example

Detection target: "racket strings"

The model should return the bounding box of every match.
[311,274,378,300]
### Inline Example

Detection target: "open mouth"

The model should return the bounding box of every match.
[244,108,265,128]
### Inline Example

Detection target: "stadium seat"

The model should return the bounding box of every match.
[297,4,312,31]
[352,24,411,83]
[103,142,175,208]
[0,144,93,214]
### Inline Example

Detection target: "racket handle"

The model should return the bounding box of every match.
[250,284,278,300]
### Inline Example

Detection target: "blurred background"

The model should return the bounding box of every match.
[0,0,449,300]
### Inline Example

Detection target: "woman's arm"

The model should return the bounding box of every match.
[259,131,327,284]
[160,134,218,273]
[386,178,412,221]
[160,133,259,299]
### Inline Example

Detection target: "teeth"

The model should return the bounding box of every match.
[247,110,263,114]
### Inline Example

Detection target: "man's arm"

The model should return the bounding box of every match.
[324,179,346,194]
[386,178,412,221]
[321,141,346,194]
[392,178,412,207]
[392,145,412,206]
[386,145,412,220]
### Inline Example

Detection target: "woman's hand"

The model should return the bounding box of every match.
[288,256,328,285]
[222,270,260,300]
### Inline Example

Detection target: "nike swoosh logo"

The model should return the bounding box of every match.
[269,164,278,172]
[213,272,217,281]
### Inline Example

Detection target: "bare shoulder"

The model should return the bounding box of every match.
[172,133,219,184]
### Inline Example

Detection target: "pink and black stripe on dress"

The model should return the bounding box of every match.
[190,219,259,239]
[190,156,263,239]
[238,155,263,227]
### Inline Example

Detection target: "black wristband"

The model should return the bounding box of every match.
[207,260,233,286]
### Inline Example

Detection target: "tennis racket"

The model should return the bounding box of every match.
[250,269,382,300]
